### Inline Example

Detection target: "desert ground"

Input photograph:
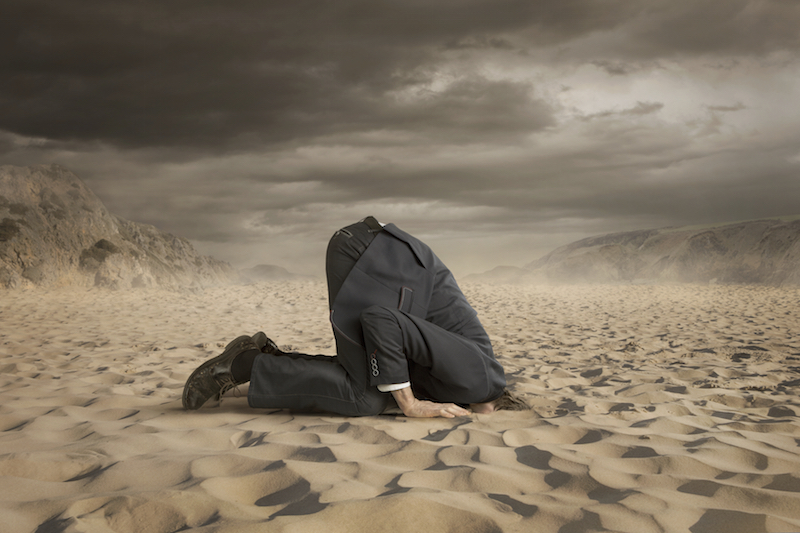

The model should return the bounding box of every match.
[1,281,799,533]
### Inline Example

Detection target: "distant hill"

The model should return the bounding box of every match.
[462,265,541,284]
[240,264,312,282]
[467,217,800,285]
[0,164,238,289]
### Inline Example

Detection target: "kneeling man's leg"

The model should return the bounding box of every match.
[360,305,505,405]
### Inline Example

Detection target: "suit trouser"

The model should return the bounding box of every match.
[248,218,391,415]
[247,218,499,415]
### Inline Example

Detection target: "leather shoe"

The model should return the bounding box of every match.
[252,331,282,355]
[182,335,258,410]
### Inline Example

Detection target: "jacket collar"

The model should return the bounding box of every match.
[382,223,431,269]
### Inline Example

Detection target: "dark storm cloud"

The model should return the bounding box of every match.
[0,0,561,150]
[3,1,798,152]
[3,0,798,139]
[628,0,800,57]
[0,0,661,151]
[2,0,799,274]
[549,0,800,64]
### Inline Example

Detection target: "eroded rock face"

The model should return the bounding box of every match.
[0,164,237,289]
[525,219,800,285]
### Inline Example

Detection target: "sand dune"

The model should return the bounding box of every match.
[1,281,799,532]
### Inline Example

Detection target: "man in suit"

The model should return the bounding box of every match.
[183,217,524,418]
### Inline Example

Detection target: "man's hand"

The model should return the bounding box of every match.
[391,386,470,418]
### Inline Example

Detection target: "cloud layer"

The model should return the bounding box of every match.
[3,0,799,276]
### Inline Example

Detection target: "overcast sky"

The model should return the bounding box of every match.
[2,0,799,277]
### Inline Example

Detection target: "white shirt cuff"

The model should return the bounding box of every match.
[377,382,410,393]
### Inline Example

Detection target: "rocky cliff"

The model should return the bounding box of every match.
[524,217,800,285]
[0,164,238,289]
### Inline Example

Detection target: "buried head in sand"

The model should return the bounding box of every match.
[183,217,529,418]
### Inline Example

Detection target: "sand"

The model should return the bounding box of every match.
[1,280,799,533]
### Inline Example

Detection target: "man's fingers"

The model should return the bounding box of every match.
[400,398,472,418]
[444,404,470,417]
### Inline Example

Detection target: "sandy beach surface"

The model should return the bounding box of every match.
[1,281,799,533]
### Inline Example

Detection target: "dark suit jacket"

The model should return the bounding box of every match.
[330,223,505,403]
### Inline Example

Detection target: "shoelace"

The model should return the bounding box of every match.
[215,373,241,399]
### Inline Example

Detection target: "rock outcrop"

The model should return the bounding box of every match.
[0,164,238,289]
[524,218,800,285]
